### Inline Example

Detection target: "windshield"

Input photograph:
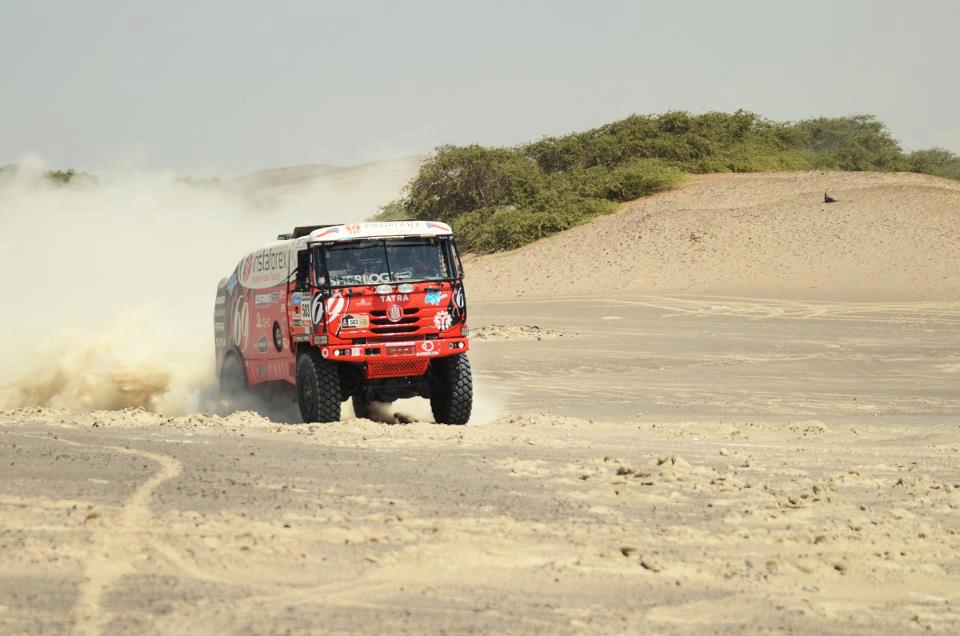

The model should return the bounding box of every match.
[321,238,452,287]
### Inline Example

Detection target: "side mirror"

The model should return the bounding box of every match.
[295,250,311,291]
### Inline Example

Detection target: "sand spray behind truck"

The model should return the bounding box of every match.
[0,158,407,415]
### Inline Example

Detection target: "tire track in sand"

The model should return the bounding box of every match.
[18,434,183,636]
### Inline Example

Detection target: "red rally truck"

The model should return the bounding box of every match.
[214,221,472,424]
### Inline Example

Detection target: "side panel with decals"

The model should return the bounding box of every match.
[221,245,297,385]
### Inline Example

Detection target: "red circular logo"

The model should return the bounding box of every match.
[387,304,403,322]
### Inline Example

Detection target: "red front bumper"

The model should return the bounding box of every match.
[319,337,470,379]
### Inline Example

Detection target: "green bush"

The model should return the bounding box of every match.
[402,145,545,224]
[569,159,683,202]
[795,115,904,171]
[452,198,616,253]
[0,165,96,185]
[45,169,77,184]
[379,110,959,252]
[523,110,809,173]
[905,147,960,180]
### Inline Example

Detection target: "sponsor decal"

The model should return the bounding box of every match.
[318,221,452,236]
[225,269,238,293]
[214,307,226,318]
[290,292,302,305]
[387,304,403,323]
[253,249,288,276]
[365,272,393,284]
[255,292,280,304]
[321,347,330,358]
[424,290,447,306]
[450,284,466,322]
[255,313,270,329]
[312,226,343,239]
[273,322,283,352]
[215,337,226,348]
[240,247,293,289]
[294,335,310,343]
[233,295,249,352]
[420,340,436,353]
[380,294,410,303]
[433,310,452,331]
[341,315,370,329]
[257,335,268,353]
[336,272,396,285]
[324,293,346,324]
[215,295,226,306]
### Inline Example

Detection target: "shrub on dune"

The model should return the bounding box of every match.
[375,110,959,252]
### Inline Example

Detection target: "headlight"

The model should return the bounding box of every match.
[313,335,328,345]
[397,283,414,293]
[375,284,394,295]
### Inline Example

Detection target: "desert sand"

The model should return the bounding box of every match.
[1,172,959,634]
[465,171,960,301]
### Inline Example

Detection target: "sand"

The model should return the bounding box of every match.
[1,171,959,634]
[464,171,960,301]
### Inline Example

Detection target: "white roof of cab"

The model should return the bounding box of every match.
[308,220,453,242]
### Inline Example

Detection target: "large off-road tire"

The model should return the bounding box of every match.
[430,353,473,425]
[351,393,370,419]
[296,349,341,423]
[219,352,247,397]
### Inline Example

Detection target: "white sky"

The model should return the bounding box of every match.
[2,0,958,176]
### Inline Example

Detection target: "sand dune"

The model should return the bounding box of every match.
[466,171,960,301]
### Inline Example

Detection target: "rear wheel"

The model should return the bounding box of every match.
[430,353,473,425]
[219,353,247,397]
[351,393,370,419]
[296,349,341,423]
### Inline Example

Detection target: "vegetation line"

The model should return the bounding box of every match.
[377,111,960,252]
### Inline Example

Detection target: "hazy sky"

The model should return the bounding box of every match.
[2,0,958,176]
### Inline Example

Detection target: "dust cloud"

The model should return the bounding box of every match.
[0,157,414,415]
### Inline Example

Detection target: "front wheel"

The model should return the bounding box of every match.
[351,393,370,419]
[430,353,473,425]
[296,349,341,423]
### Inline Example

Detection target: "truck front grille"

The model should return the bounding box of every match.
[367,359,430,379]
[369,307,427,334]
[370,325,420,334]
